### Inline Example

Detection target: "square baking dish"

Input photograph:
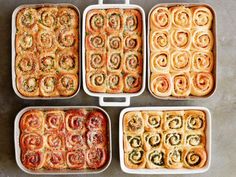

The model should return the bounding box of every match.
[119,106,211,174]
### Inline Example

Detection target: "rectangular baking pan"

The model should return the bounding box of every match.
[11,3,81,100]
[82,0,146,107]
[147,3,217,100]
[14,106,112,175]
[119,106,211,174]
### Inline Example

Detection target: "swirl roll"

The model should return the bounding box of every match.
[125,148,146,169]
[150,7,171,30]
[163,111,184,131]
[57,73,78,96]
[21,150,45,169]
[183,148,207,169]
[39,74,59,97]
[124,133,143,152]
[86,147,107,169]
[171,72,191,97]
[87,110,107,131]
[66,133,87,150]
[124,9,142,34]
[124,111,144,134]
[107,72,123,93]
[170,29,191,50]
[184,110,206,132]
[86,51,106,71]
[164,131,183,148]
[107,52,122,72]
[106,9,123,33]
[170,6,192,29]
[191,29,214,51]
[20,132,44,151]
[185,133,205,147]
[45,132,65,150]
[165,148,183,168]
[39,52,56,73]
[191,6,213,29]
[16,53,38,76]
[17,74,39,97]
[87,130,107,148]
[191,51,213,72]
[107,33,123,51]
[150,51,170,72]
[124,73,142,93]
[143,132,162,151]
[124,34,142,51]
[146,148,165,169]
[38,7,58,30]
[44,110,65,132]
[86,10,106,33]
[170,50,191,72]
[66,150,86,169]
[150,31,169,51]
[123,52,142,74]
[86,70,107,93]
[86,33,106,51]
[57,7,78,29]
[142,111,162,132]
[57,28,78,50]
[16,32,36,53]
[44,151,66,169]
[36,30,57,53]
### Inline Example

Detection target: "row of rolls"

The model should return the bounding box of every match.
[20,109,109,170]
[123,110,207,169]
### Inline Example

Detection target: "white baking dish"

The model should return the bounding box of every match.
[14,106,112,175]
[147,3,218,100]
[82,0,146,107]
[11,3,81,100]
[119,106,211,174]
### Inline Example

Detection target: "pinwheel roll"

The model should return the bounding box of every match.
[20,132,44,151]
[86,147,107,169]
[66,132,87,150]
[107,72,123,93]
[142,111,162,132]
[150,73,172,97]
[107,33,123,51]
[44,110,65,132]
[107,51,123,73]
[191,6,213,29]
[39,52,56,73]
[56,49,78,74]
[164,130,183,149]
[124,133,143,152]
[191,72,214,96]
[16,31,36,54]
[86,51,106,71]
[106,9,124,33]
[125,148,146,169]
[143,132,162,151]
[16,8,38,32]
[150,51,170,73]
[124,73,142,93]
[184,110,206,132]
[165,147,183,169]
[185,132,206,147]
[86,33,106,51]
[183,148,207,169]
[86,9,106,33]
[86,70,107,93]
[38,7,58,30]
[87,110,107,131]
[66,150,86,169]
[87,130,107,148]
[191,51,213,72]
[191,29,214,51]
[57,7,79,29]
[170,50,191,72]
[57,73,78,96]
[146,148,165,169]
[123,111,144,134]
[171,72,191,97]
[163,111,184,131]
[170,6,192,29]
[150,31,170,51]
[16,53,38,76]
[123,52,142,74]
[39,74,59,97]
[57,28,78,50]
[21,150,45,170]
[17,74,39,97]
[36,30,57,53]
[170,29,191,50]
[44,150,67,169]
[150,7,171,30]
[124,9,142,35]
[124,34,142,52]
[20,110,44,133]
[45,132,65,150]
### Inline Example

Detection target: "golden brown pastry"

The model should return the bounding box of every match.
[170,50,191,72]
[185,132,206,147]
[66,150,86,169]
[16,31,36,54]
[150,51,170,73]
[57,7,79,29]
[123,73,142,93]
[16,53,38,76]
[21,150,45,170]
[191,6,213,29]
[44,150,67,169]
[44,132,65,150]
[123,111,144,134]
[150,7,171,30]
[150,30,170,51]
[123,51,142,74]
[142,111,162,132]
[86,33,106,51]
[184,110,206,132]
[124,34,142,51]
[17,74,39,97]
[170,6,192,29]
[171,72,191,97]
[143,132,162,151]
[165,147,183,169]
[124,133,143,152]
[57,73,78,96]
[86,51,106,71]
[39,74,59,97]
[56,28,78,50]
[36,30,57,53]
[107,33,123,51]
[44,110,65,132]
[163,130,183,149]
[39,52,56,74]
[146,148,165,169]
[170,29,191,50]
[107,51,123,73]
[86,9,106,33]
[191,29,214,51]
[124,9,142,35]
[86,70,107,93]
[163,111,184,131]
[125,148,146,169]
[20,132,44,151]
[107,72,123,93]
[38,7,58,30]
[191,51,213,72]
[106,9,124,34]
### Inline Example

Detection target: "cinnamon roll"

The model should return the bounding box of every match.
[86,10,106,33]
[184,110,206,132]
[123,111,144,134]
[123,73,142,93]
[142,111,162,132]
[16,31,36,54]
[56,28,78,50]
[191,6,213,29]
[66,132,87,150]
[21,150,45,169]
[165,148,183,169]
[86,33,106,51]
[183,148,207,169]
[38,7,58,30]
[86,70,107,93]
[87,110,107,131]
[124,34,142,51]
[170,29,191,50]
[125,148,146,169]
[45,132,65,150]
[39,74,59,97]
[163,111,184,131]
[39,52,56,73]
[124,133,143,152]
[164,130,183,148]
[106,9,124,33]
[20,132,44,151]
[36,30,57,53]
[170,6,192,29]
[143,132,162,151]
[146,148,165,169]
[124,9,142,34]
[86,51,106,71]
[150,51,170,73]
[44,150,67,169]
[44,110,65,132]
[123,52,142,74]
[107,72,123,93]
[185,132,206,147]
[86,147,107,169]
[190,72,214,96]
[150,7,171,30]
[107,52,123,73]
[57,7,79,29]
[107,33,123,51]
[17,74,39,97]
[66,150,86,169]
[191,29,214,51]
[191,51,213,72]
[170,50,191,72]
[57,73,78,96]
[16,53,38,76]
[171,72,191,97]
[150,31,170,51]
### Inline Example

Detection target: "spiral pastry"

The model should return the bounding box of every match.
[45,132,65,150]
[185,133,205,147]
[87,110,107,131]
[57,7,79,29]
[143,132,162,151]
[57,73,78,96]
[123,52,142,74]
[184,110,206,132]
[86,51,106,71]
[142,111,162,131]
[146,148,165,169]
[150,7,171,30]
[107,72,124,93]
[150,31,169,51]
[16,31,35,53]
[164,131,183,148]
[86,10,106,33]
[124,73,142,93]
[17,74,39,97]
[21,150,44,169]
[39,74,59,97]
[124,111,144,134]
[66,150,86,169]
[107,52,123,72]
[125,148,146,169]
[171,72,191,97]
[44,110,65,132]
[36,30,57,53]
[166,148,183,168]
[86,33,106,51]
[170,50,191,72]
[39,52,56,73]
[66,133,87,150]
[106,9,123,33]
[192,51,213,72]
[124,34,142,51]
[192,29,214,51]
[150,73,172,97]
[124,9,142,34]
[44,151,66,169]
[170,6,192,29]
[38,7,58,30]
[20,132,44,151]
[20,110,44,133]
[87,130,107,148]
[124,133,143,152]
[57,28,78,50]
[86,70,106,93]
[86,147,107,169]
[107,33,123,51]
[163,111,184,130]
[170,29,191,50]
[150,51,170,72]
[16,53,38,76]
[191,6,213,29]
[183,148,207,169]
[56,49,78,74]
[191,72,214,96]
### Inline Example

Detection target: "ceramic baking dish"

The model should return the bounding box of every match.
[11,3,81,100]
[119,106,211,174]
[147,3,217,100]
[82,0,146,107]
[14,106,112,175]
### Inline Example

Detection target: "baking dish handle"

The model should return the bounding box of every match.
[98,0,130,5]
[99,97,130,107]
